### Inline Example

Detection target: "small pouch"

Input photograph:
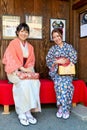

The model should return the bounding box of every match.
[58,62,76,75]
[16,71,39,79]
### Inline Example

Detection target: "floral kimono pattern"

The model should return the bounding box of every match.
[46,42,77,113]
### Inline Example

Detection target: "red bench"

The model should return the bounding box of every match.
[0,79,87,114]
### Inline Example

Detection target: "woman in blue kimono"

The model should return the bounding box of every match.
[46,28,77,119]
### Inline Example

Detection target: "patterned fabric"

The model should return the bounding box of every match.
[46,42,77,113]
[16,71,39,80]
[2,38,35,74]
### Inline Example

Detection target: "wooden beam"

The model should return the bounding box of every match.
[72,0,87,10]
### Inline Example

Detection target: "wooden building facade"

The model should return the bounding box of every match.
[0,0,87,83]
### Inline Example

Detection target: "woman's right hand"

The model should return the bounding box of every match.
[54,57,70,66]
[19,67,33,73]
[19,67,27,72]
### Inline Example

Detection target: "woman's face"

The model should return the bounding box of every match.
[17,28,29,41]
[52,32,62,45]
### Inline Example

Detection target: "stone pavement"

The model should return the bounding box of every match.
[0,104,87,130]
[72,104,87,120]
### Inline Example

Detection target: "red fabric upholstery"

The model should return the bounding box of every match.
[40,79,56,103]
[40,79,87,105]
[0,79,87,106]
[0,80,14,105]
[72,80,87,105]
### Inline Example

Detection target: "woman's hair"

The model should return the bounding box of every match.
[52,28,63,39]
[15,22,30,36]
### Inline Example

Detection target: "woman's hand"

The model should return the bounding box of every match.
[54,57,70,66]
[19,67,26,72]
[19,67,33,73]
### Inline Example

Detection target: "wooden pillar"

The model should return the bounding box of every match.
[2,105,10,114]
[72,103,76,107]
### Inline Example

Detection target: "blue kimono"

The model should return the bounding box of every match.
[46,42,77,113]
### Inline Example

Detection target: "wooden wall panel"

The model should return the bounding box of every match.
[70,0,87,82]
[51,0,69,41]
[0,0,69,79]
[78,39,87,82]
[33,0,43,14]
[14,0,34,16]
[14,0,24,16]
[0,0,14,14]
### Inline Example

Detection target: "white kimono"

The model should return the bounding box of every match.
[7,43,41,115]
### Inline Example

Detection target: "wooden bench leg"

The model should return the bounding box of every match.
[72,103,76,107]
[2,105,10,114]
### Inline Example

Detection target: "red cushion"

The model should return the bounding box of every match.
[0,80,14,105]
[40,79,56,103]
[72,80,87,106]
[0,79,87,106]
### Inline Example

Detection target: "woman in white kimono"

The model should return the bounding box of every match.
[2,23,41,126]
